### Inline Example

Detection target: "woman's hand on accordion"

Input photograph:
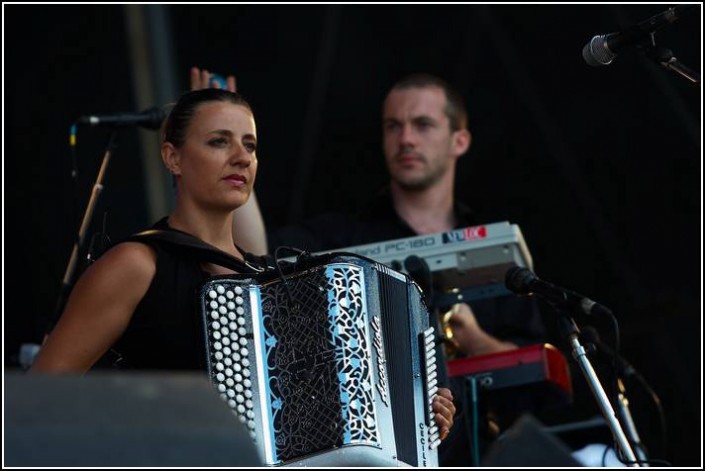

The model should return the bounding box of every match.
[433,387,456,441]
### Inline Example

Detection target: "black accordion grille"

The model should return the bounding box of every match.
[378,270,417,467]
[260,269,344,461]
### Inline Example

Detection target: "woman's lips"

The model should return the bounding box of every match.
[223,174,247,187]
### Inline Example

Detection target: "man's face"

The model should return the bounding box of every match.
[382,86,456,191]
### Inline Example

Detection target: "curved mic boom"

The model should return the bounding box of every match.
[505,266,613,317]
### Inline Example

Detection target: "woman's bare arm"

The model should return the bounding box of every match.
[30,243,157,374]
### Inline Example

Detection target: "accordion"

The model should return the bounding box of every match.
[199,253,440,466]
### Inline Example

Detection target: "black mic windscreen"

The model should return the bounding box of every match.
[505,266,536,295]
[403,255,432,293]
[403,255,427,274]
[141,106,167,130]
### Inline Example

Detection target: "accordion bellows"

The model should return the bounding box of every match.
[199,254,440,466]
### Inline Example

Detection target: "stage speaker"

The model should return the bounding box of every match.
[481,414,582,467]
[4,371,262,467]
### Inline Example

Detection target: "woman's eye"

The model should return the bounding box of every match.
[244,142,257,153]
[209,138,228,147]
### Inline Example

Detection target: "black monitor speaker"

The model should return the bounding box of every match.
[4,371,262,467]
[481,413,583,467]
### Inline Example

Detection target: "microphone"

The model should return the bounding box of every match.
[404,255,433,297]
[580,326,635,377]
[505,266,613,317]
[582,5,696,66]
[78,106,166,130]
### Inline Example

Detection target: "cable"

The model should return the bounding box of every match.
[273,246,310,313]
[86,211,112,265]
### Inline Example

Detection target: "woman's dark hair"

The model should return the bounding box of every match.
[163,88,252,148]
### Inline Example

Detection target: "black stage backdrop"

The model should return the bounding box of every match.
[4,4,701,467]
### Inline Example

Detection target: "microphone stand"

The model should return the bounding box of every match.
[615,377,650,465]
[50,131,118,332]
[643,33,700,84]
[557,314,641,467]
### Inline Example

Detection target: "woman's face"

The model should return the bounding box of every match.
[169,101,258,212]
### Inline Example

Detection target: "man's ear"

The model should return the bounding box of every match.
[161,142,181,176]
[452,129,472,158]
